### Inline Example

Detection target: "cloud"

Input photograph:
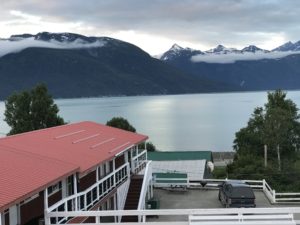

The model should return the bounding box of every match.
[191,51,300,64]
[0,38,106,58]
[1,0,300,54]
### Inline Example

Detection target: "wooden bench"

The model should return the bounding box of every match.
[189,213,296,225]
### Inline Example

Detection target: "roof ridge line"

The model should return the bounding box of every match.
[0,121,92,141]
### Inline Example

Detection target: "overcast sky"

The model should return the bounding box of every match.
[1,0,300,55]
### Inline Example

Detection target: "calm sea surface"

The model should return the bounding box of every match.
[1,91,300,151]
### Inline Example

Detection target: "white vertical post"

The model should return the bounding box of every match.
[44,188,51,225]
[125,151,128,163]
[136,146,139,173]
[130,148,134,173]
[73,174,78,210]
[61,178,67,198]
[44,188,49,210]
[113,159,116,187]
[0,213,2,225]
[273,189,276,203]
[96,166,99,181]
[9,205,18,225]
[114,194,117,222]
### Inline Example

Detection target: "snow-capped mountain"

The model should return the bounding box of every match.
[160,41,300,62]
[160,44,273,61]
[205,45,240,54]
[241,45,269,53]
[272,41,300,52]
[160,44,203,61]
[8,32,117,44]
[159,40,300,93]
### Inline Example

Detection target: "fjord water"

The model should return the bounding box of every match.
[1,91,300,151]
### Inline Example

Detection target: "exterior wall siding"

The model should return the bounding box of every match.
[20,192,44,225]
[115,155,125,169]
[48,190,62,207]
[4,212,9,225]
[79,170,96,191]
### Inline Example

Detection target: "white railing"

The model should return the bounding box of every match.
[45,207,300,225]
[117,178,130,222]
[276,193,300,203]
[137,161,153,222]
[153,177,300,204]
[132,149,147,174]
[46,163,130,219]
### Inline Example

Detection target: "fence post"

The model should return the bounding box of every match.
[272,189,276,203]
[262,179,266,191]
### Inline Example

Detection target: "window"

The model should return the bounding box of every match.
[67,176,74,195]
[47,182,62,195]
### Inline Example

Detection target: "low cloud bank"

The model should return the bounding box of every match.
[191,51,300,64]
[0,38,106,58]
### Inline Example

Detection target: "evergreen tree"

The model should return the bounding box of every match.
[4,84,65,135]
[229,90,300,188]
[106,117,157,151]
[106,117,136,132]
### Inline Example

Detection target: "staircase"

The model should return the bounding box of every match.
[122,175,144,222]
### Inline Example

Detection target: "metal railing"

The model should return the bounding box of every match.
[45,207,300,225]
[46,163,130,223]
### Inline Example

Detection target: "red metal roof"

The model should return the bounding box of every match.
[0,121,148,211]
[0,146,78,212]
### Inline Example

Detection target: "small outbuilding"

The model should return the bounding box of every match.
[148,151,214,185]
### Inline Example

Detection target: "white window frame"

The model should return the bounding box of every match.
[47,182,62,197]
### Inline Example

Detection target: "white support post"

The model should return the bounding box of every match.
[95,216,100,223]
[136,146,139,173]
[130,148,134,173]
[114,194,117,222]
[113,159,116,187]
[0,213,2,225]
[61,178,67,199]
[44,188,49,210]
[44,188,51,225]
[9,205,19,225]
[125,151,128,163]
[96,166,99,182]
[273,189,276,203]
[84,195,87,210]
[73,174,78,210]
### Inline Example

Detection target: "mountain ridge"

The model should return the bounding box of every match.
[159,42,300,91]
[0,32,235,100]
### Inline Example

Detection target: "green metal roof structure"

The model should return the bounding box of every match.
[153,173,187,184]
[148,151,213,162]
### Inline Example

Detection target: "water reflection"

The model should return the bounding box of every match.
[0,91,299,151]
